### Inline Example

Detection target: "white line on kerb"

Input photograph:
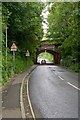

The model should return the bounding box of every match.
[67,82,80,91]
[58,76,64,81]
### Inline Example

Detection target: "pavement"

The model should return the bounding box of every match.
[29,65,79,119]
[2,66,37,119]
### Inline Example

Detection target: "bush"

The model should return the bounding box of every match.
[69,63,79,72]
[60,56,79,72]
[2,50,33,85]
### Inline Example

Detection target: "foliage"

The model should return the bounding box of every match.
[38,52,53,62]
[2,2,44,85]
[2,2,43,52]
[47,2,79,72]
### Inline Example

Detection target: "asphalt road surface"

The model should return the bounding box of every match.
[29,65,79,118]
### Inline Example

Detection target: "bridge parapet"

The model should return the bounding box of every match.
[38,43,59,53]
[38,46,55,52]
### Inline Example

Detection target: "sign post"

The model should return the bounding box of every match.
[6,27,8,79]
[13,51,15,73]
[11,42,17,75]
[25,50,30,66]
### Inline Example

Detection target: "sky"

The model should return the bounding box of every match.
[42,5,49,35]
[41,3,53,36]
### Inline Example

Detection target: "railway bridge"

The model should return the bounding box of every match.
[34,40,60,64]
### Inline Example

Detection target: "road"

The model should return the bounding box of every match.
[29,65,79,118]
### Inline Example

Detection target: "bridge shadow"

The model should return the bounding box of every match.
[36,62,55,65]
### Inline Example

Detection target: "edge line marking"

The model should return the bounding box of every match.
[54,72,57,75]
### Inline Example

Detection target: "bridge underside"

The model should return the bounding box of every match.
[33,40,61,65]
[34,49,60,65]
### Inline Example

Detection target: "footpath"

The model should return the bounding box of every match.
[2,65,37,119]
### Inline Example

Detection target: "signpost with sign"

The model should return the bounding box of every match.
[25,50,30,66]
[26,50,30,56]
[11,42,17,51]
[11,42,17,74]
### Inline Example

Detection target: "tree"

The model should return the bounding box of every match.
[47,2,79,71]
[2,2,44,84]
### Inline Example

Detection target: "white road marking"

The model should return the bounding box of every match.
[58,76,64,81]
[54,72,57,75]
[67,82,80,91]
[54,72,64,81]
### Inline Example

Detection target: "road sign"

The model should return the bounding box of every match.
[11,43,17,51]
[26,50,30,56]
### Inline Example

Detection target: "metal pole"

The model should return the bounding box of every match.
[6,27,7,78]
[26,56,27,66]
[6,27,7,61]
[13,51,15,73]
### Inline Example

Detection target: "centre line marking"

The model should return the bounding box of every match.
[58,76,64,80]
[54,72,57,75]
[67,82,80,91]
